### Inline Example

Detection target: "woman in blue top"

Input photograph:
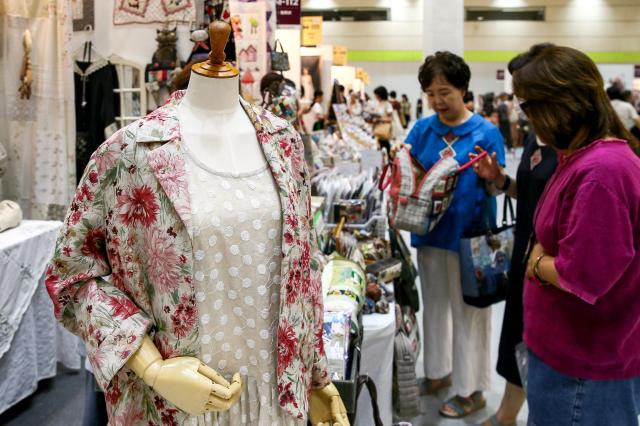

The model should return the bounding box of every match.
[403,51,505,418]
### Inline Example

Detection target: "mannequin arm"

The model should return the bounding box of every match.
[45,151,153,390]
[126,335,243,415]
[309,382,350,426]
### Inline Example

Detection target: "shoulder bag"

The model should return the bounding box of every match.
[459,197,516,307]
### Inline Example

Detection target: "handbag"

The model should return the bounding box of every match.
[459,197,516,308]
[387,225,420,312]
[373,122,392,140]
[355,375,384,426]
[380,147,487,236]
[270,39,290,72]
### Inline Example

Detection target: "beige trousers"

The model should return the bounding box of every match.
[417,246,492,397]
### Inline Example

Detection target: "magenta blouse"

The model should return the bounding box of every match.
[524,139,640,380]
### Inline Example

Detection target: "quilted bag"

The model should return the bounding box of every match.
[380,147,487,235]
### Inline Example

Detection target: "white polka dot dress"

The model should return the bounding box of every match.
[183,152,303,426]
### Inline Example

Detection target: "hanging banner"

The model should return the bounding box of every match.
[333,45,348,66]
[301,16,322,46]
[276,0,301,26]
[230,0,267,103]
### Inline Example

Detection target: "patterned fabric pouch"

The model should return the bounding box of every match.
[459,197,516,307]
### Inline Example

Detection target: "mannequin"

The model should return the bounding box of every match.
[126,22,349,425]
[177,72,265,174]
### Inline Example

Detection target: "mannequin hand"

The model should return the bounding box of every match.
[127,336,243,415]
[469,146,501,182]
[309,383,350,426]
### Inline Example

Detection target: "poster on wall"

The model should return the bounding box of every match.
[113,0,197,25]
[230,1,267,103]
[301,16,322,46]
[333,45,348,66]
[301,56,321,101]
[276,0,301,26]
[72,0,95,31]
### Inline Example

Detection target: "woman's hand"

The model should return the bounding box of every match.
[526,243,545,280]
[469,146,502,183]
[390,143,411,160]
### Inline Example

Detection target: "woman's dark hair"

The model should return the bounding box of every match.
[390,90,397,98]
[402,94,408,100]
[373,86,388,101]
[463,90,474,104]
[622,90,632,102]
[260,72,284,97]
[418,51,471,93]
[510,43,639,154]
[606,85,623,101]
[313,90,323,99]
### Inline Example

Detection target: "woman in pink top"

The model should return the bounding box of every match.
[511,44,640,425]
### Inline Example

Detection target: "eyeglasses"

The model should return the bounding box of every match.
[514,95,530,119]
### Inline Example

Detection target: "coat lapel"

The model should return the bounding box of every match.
[146,140,193,239]
[240,100,301,360]
[137,92,194,239]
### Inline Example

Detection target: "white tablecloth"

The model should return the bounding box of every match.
[356,303,395,426]
[0,220,83,414]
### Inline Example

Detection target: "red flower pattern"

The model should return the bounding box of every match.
[116,185,159,227]
[81,227,105,260]
[277,321,298,376]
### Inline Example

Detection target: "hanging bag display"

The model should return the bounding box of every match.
[380,147,487,235]
[270,39,290,72]
[459,197,516,308]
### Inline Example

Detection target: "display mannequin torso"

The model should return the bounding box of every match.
[178,72,266,174]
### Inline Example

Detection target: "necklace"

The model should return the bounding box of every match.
[439,132,459,158]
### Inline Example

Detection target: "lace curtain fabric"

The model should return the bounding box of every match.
[0,0,76,220]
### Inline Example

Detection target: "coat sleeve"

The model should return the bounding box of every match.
[45,134,152,390]
[294,131,331,389]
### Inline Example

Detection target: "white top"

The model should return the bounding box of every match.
[375,100,393,117]
[611,99,639,130]
[183,151,303,426]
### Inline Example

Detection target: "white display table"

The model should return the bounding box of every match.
[0,220,82,414]
[356,303,396,426]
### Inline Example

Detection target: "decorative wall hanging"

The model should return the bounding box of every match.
[113,0,196,25]
[230,0,267,103]
[71,0,94,31]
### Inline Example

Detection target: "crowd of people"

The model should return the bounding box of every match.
[398,45,640,426]
[256,45,640,425]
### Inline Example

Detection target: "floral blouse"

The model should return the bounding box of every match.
[45,91,330,425]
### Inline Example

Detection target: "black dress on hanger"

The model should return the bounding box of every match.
[74,42,120,183]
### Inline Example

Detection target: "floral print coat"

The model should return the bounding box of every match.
[45,91,330,425]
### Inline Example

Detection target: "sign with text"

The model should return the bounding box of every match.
[276,0,301,26]
[301,16,323,46]
[333,45,348,65]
